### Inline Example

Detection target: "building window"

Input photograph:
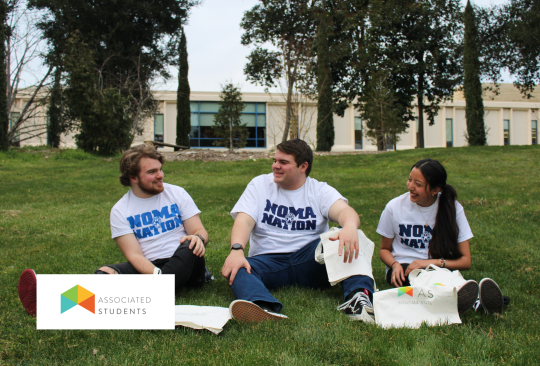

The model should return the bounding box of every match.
[386,135,395,151]
[154,114,164,142]
[503,119,510,145]
[10,112,20,143]
[446,118,453,147]
[415,117,420,147]
[532,120,537,145]
[354,117,362,149]
[189,102,266,148]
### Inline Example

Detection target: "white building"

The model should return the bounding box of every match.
[11,83,540,151]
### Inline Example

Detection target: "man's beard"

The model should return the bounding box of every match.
[137,180,164,196]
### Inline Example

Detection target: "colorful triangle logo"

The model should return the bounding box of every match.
[60,285,95,314]
[397,286,413,297]
[433,283,445,286]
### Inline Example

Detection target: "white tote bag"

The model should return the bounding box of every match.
[408,264,467,289]
[373,285,461,329]
[314,227,375,287]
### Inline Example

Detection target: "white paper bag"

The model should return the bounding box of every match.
[409,264,467,288]
[315,227,375,286]
[175,305,231,335]
[373,285,461,329]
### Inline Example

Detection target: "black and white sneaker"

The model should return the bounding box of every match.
[457,280,479,314]
[229,300,288,323]
[337,291,375,323]
[478,278,504,314]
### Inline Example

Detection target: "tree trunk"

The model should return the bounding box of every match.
[0,1,8,151]
[282,75,294,143]
[417,71,425,149]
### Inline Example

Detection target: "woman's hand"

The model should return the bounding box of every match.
[404,259,433,277]
[391,263,406,287]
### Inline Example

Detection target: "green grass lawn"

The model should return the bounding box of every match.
[1,145,539,365]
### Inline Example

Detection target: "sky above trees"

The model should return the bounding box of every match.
[22,0,511,93]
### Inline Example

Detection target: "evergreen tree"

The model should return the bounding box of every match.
[463,0,486,146]
[63,35,133,155]
[213,83,248,151]
[47,67,63,148]
[176,27,190,149]
[316,12,334,151]
[29,0,197,139]
[0,0,8,151]
[359,69,405,151]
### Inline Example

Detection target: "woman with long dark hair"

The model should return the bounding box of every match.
[377,158,506,314]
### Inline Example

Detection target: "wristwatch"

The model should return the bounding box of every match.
[231,243,244,251]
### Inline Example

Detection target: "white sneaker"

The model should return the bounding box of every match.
[229,300,288,323]
[337,292,375,323]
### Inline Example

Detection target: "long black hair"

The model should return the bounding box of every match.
[412,158,461,259]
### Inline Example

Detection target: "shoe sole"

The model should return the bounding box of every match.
[479,279,503,314]
[457,280,479,314]
[18,269,37,316]
[347,306,375,324]
[229,300,287,323]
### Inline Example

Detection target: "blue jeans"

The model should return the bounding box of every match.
[231,238,374,313]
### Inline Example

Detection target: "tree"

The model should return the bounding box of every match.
[485,0,540,98]
[359,69,405,151]
[176,27,190,149]
[463,0,486,146]
[2,0,55,147]
[29,0,199,138]
[213,83,248,151]
[63,34,133,155]
[0,0,8,151]
[46,67,63,148]
[241,0,317,143]
[372,0,463,148]
[316,11,334,151]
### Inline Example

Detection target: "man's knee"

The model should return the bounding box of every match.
[96,266,118,275]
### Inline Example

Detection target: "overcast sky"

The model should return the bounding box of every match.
[160,0,511,93]
[22,0,511,93]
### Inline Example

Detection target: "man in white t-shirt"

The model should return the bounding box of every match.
[221,139,375,323]
[17,145,210,316]
[96,145,210,291]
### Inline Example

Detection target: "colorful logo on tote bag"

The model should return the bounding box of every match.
[397,286,413,297]
[61,285,95,314]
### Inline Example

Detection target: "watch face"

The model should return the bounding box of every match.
[232,244,243,250]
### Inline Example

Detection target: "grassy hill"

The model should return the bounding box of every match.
[1,145,539,365]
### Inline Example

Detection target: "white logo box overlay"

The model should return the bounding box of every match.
[37,274,175,330]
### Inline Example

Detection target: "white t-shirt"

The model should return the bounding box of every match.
[231,173,346,257]
[376,192,473,264]
[110,183,201,261]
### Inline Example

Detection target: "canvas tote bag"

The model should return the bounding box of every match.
[408,264,467,288]
[373,285,461,329]
[314,227,375,287]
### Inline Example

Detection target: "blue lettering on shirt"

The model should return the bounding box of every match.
[261,199,318,231]
[398,224,432,249]
[126,204,183,239]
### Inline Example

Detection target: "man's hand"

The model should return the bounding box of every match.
[181,235,205,257]
[221,250,251,285]
[329,225,359,263]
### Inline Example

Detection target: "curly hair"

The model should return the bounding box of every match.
[118,144,165,187]
[276,139,313,177]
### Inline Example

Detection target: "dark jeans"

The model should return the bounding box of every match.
[231,238,374,313]
[386,263,411,287]
[96,241,206,291]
